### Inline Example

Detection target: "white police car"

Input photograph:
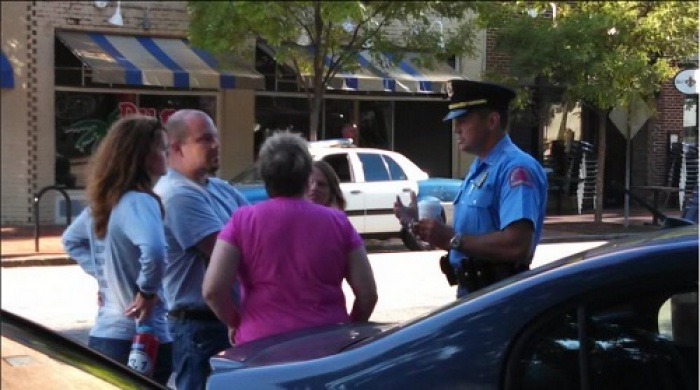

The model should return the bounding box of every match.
[230,139,462,247]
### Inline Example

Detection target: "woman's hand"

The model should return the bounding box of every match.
[124,292,158,323]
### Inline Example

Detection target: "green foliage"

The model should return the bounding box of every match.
[188,1,482,136]
[476,1,697,222]
[475,1,698,110]
[189,1,479,75]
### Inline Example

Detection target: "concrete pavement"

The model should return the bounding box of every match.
[1,207,678,268]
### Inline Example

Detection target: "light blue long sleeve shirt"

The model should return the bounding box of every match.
[62,193,171,342]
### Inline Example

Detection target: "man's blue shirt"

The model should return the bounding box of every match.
[154,169,249,311]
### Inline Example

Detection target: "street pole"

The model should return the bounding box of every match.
[624,126,631,228]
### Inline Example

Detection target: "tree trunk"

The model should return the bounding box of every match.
[556,101,573,140]
[308,93,322,141]
[594,108,607,224]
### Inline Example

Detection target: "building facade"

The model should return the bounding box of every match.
[4,2,691,225]
[1,1,261,224]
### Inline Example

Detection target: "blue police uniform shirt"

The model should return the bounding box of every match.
[449,135,548,268]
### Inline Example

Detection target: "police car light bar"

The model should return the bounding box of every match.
[308,138,355,149]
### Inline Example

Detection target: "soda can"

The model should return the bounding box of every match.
[127,325,159,377]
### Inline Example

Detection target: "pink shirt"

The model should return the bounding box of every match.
[218,197,363,344]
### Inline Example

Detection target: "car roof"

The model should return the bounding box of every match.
[360,226,699,343]
[307,139,404,156]
[1,309,167,389]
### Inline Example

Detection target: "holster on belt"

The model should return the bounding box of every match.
[439,254,457,286]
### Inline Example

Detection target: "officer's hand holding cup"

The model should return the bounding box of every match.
[417,196,442,222]
[413,196,445,241]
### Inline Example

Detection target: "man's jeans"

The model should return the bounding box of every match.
[88,336,173,386]
[168,318,230,390]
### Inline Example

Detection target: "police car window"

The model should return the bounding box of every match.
[322,154,353,183]
[510,288,698,390]
[358,153,390,182]
[383,155,408,180]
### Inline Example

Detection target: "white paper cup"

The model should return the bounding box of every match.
[418,197,442,221]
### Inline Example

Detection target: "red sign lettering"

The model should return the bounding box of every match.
[118,102,174,124]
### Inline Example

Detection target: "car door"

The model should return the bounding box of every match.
[319,152,366,233]
[356,152,417,234]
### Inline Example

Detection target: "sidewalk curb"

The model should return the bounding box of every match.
[539,232,643,244]
[1,257,75,268]
[0,233,645,268]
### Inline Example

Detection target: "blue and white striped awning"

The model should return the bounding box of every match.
[1,51,14,89]
[57,31,263,90]
[310,50,463,94]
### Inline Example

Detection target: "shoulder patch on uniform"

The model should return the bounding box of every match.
[509,166,532,187]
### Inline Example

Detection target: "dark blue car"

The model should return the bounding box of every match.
[208,226,699,389]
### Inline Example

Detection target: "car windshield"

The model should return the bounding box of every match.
[231,164,262,184]
[231,152,319,184]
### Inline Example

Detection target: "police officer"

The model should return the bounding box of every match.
[394,79,547,298]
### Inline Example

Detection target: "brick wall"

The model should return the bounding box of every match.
[34,1,188,36]
[1,1,190,224]
[648,80,686,187]
[484,29,510,77]
[2,2,33,224]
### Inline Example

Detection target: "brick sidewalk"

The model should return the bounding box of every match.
[0,207,680,267]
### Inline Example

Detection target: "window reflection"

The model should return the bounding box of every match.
[516,290,698,390]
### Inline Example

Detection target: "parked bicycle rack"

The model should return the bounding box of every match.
[34,186,72,253]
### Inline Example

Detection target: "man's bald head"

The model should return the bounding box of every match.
[165,109,215,143]
[164,109,220,183]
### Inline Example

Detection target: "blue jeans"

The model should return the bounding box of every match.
[168,318,230,390]
[88,336,173,386]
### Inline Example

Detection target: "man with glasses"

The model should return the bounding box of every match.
[155,109,249,390]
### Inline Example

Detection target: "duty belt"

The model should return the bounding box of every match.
[439,255,527,292]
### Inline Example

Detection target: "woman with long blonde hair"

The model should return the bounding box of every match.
[70,114,172,384]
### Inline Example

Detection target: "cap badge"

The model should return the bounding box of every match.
[446,81,454,98]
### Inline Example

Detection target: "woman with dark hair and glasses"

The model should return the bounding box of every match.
[307,160,346,211]
[62,115,172,384]
[203,131,378,345]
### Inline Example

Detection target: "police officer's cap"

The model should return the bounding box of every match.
[443,79,516,122]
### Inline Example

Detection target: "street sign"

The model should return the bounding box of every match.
[673,69,699,95]
[609,94,651,140]
[609,94,653,227]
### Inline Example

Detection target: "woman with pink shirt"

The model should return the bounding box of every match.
[203,131,378,345]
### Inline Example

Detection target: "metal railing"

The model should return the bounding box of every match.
[33,186,72,253]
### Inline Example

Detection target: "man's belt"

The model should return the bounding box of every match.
[439,255,527,292]
[168,308,219,322]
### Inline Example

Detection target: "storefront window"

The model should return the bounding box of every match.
[323,99,393,149]
[359,101,392,149]
[542,103,582,159]
[323,99,353,140]
[55,91,217,187]
[254,96,310,156]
